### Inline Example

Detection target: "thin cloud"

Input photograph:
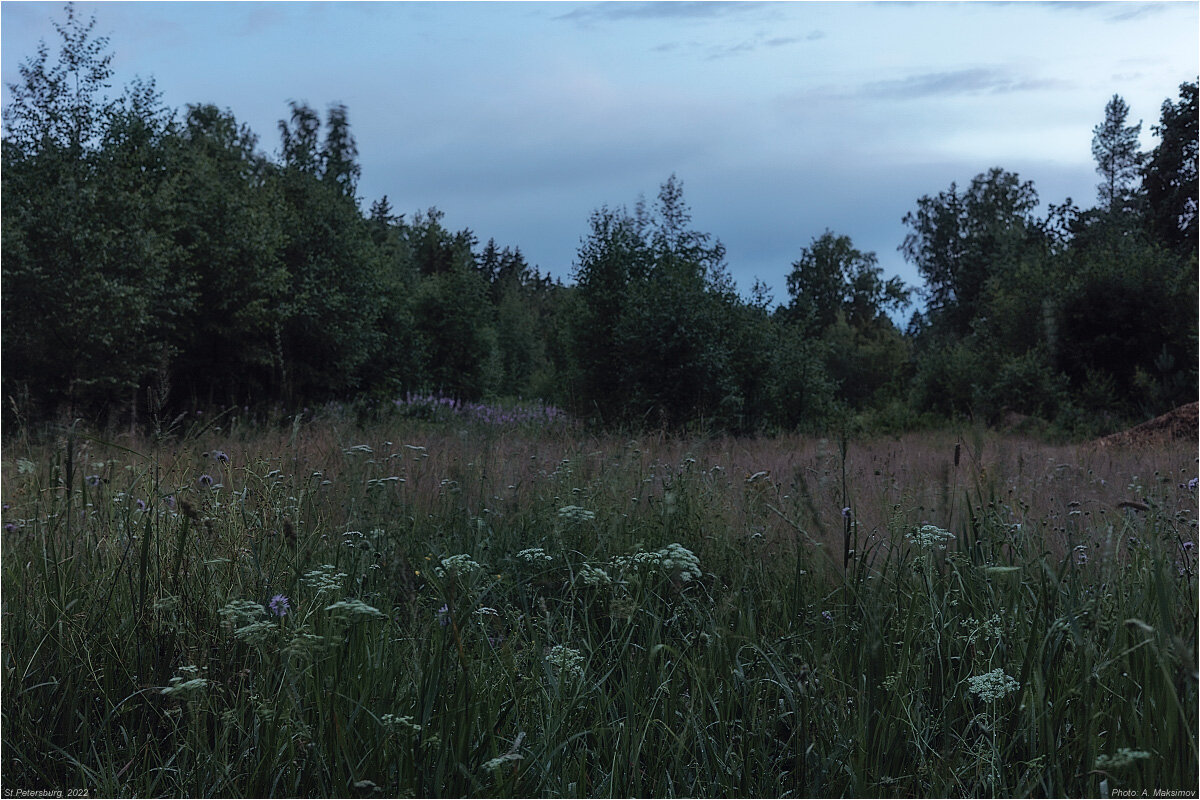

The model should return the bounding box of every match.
[861,68,1069,99]
[556,2,771,24]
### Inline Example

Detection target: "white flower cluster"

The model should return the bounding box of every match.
[557,505,596,523]
[611,543,702,582]
[575,564,612,587]
[545,645,585,681]
[435,553,482,578]
[966,668,1020,702]
[481,753,523,773]
[516,547,553,563]
[380,714,423,735]
[302,563,348,593]
[161,665,209,698]
[658,542,702,582]
[907,524,955,551]
[960,614,1005,646]
[233,621,278,646]
[219,599,266,628]
[325,598,387,620]
[1095,747,1152,771]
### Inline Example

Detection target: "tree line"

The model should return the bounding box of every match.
[3,8,1196,435]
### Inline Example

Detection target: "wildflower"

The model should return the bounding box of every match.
[380,714,423,735]
[198,473,214,488]
[1189,478,1198,492]
[967,668,1020,702]
[219,599,267,628]
[135,498,147,511]
[546,645,585,681]
[3,523,16,534]
[516,547,553,563]
[269,594,291,618]
[207,450,230,463]
[162,665,208,698]
[842,507,852,519]
[657,542,702,582]
[325,599,387,621]
[234,621,278,645]
[85,474,101,487]
[302,564,348,593]
[481,753,523,773]
[437,604,450,626]
[1095,748,1152,771]
[435,553,482,578]
[1073,544,1089,565]
[576,564,612,587]
[557,505,596,523]
[906,524,955,551]
[821,610,834,623]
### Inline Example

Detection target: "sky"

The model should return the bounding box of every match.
[2,1,1197,310]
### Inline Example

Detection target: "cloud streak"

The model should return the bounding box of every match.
[555,1,773,24]
[860,68,1070,99]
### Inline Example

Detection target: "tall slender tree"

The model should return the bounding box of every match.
[1092,94,1143,213]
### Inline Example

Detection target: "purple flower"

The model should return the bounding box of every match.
[1183,541,1195,551]
[4,523,16,534]
[209,450,229,464]
[164,495,176,510]
[437,604,450,627]
[1189,478,1198,492]
[198,474,214,487]
[135,499,147,511]
[821,610,834,623]
[85,475,101,487]
[269,594,291,617]
[842,507,851,519]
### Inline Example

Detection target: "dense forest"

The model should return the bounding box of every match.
[3,8,1196,435]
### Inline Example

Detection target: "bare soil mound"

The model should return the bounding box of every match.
[1096,401,1199,447]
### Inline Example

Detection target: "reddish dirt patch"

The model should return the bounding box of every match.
[1096,401,1199,447]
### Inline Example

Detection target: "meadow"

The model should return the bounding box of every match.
[2,407,1196,798]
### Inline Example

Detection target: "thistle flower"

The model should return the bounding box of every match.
[269,594,291,617]
[967,668,1020,702]
[198,473,214,488]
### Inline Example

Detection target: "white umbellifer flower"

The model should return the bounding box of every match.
[481,753,522,773]
[967,668,1020,702]
[658,542,702,582]
[380,714,423,735]
[1094,747,1152,770]
[611,543,701,582]
[557,505,596,523]
[162,665,208,697]
[219,599,267,628]
[435,553,482,578]
[906,524,955,551]
[545,645,585,681]
[234,621,278,645]
[576,564,612,587]
[302,564,348,593]
[516,547,553,563]
[325,599,387,620]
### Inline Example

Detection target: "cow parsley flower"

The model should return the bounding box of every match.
[576,564,612,587]
[907,524,955,551]
[162,665,209,698]
[967,668,1020,702]
[325,599,387,621]
[546,645,585,681]
[435,553,482,578]
[219,599,267,628]
[302,564,348,593]
[1094,747,1152,771]
[557,505,595,523]
[516,547,553,563]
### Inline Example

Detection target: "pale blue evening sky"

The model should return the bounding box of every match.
[2,1,1197,309]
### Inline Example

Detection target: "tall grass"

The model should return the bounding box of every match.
[2,415,1196,797]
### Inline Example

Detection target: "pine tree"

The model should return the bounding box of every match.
[1092,94,1143,213]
